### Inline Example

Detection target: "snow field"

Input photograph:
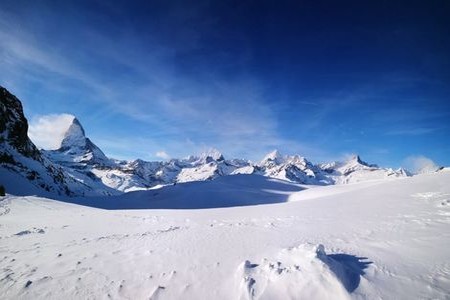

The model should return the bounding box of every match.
[0,170,449,299]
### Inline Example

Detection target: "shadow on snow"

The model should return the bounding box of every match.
[327,254,373,293]
[63,174,304,210]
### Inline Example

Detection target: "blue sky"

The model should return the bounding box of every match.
[1,0,449,168]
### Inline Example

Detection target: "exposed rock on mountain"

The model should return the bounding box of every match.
[0,87,40,160]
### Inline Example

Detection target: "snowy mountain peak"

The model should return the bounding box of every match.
[349,154,364,165]
[46,116,110,166]
[287,154,309,165]
[199,148,224,162]
[262,150,283,164]
[344,154,378,168]
[396,167,412,177]
[60,117,86,150]
[257,150,331,184]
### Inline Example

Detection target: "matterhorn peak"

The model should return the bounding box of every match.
[349,154,363,164]
[53,116,109,165]
[345,154,373,167]
[59,117,87,150]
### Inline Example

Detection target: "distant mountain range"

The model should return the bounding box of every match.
[0,86,427,198]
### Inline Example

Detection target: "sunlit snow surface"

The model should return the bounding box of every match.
[1,171,449,299]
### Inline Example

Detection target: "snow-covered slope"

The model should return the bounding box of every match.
[1,170,449,299]
[318,155,409,184]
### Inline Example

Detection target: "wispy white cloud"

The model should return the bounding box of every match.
[402,155,440,174]
[386,127,439,136]
[155,151,170,160]
[28,114,75,149]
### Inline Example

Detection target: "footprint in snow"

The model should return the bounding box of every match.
[237,244,372,300]
[14,228,45,236]
[149,286,166,300]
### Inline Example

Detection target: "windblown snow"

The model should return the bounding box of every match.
[1,170,450,299]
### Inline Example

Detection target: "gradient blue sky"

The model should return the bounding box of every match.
[1,0,449,167]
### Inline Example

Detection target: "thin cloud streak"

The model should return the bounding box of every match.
[386,127,440,136]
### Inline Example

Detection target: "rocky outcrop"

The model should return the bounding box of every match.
[0,87,41,161]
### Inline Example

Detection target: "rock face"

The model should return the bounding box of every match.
[0,87,40,160]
